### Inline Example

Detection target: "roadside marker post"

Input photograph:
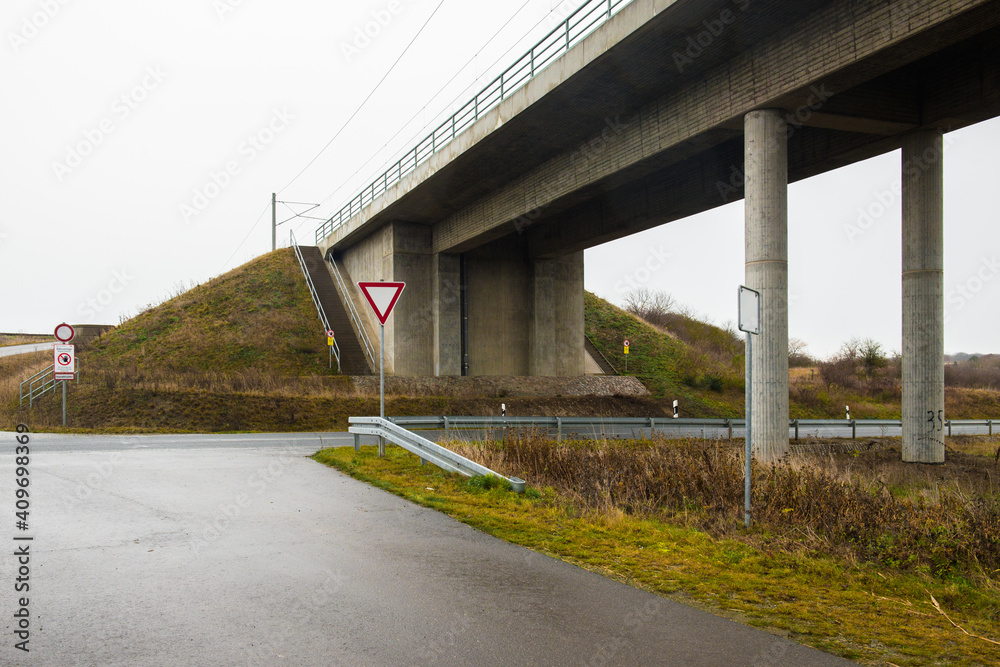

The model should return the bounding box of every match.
[358,281,406,456]
[738,286,761,529]
[327,329,335,370]
[624,339,629,373]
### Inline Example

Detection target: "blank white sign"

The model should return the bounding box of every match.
[738,286,760,335]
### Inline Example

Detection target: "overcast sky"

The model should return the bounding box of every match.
[2,0,998,359]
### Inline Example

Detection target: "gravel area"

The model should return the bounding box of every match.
[350,375,649,397]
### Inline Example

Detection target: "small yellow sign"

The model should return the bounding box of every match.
[624,345,629,355]
[327,337,335,346]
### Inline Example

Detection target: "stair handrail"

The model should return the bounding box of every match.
[20,359,80,407]
[290,232,341,371]
[327,254,376,370]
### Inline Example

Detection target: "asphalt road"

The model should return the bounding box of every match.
[0,431,855,666]
[0,343,51,358]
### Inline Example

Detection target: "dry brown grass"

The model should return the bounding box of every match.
[0,351,51,408]
[0,334,50,347]
[453,432,1000,580]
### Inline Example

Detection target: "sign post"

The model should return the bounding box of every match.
[738,286,761,528]
[358,281,406,456]
[54,342,75,427]
[623,339,629,373]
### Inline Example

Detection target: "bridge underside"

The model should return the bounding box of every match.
[321,0,1000,461]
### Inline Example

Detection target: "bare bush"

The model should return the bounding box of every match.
[946,354,1000,390]
[621,287,675,328]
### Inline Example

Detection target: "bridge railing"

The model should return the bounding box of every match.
[315,0,634,244]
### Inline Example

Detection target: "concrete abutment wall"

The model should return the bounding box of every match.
[339,226,584,377]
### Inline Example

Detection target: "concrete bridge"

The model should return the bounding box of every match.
[314,0,1000,462]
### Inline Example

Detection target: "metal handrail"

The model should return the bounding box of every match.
[327,254,375,370]
[349,416,525,492]
[19,360,80,407]
[315,0,633,243]
[290,231,341,372]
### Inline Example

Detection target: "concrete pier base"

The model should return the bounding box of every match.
[901,130,945,463]
[744,109,790,463]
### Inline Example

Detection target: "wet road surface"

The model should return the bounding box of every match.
[0,432,854,665]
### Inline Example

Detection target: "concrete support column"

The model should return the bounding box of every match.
[902,130,945,463]
[744,109,789,463]
[530,252,584,376]
[530,259,557,376]
[433,253,462,376]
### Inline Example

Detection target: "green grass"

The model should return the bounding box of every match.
[313,444,1000,666]
[86,249,329,375]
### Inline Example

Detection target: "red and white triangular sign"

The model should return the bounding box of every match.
[358,281,405,325]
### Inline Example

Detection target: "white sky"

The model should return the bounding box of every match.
[2,0,998,359]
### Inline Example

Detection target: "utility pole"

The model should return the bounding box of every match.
[271,192,277,252]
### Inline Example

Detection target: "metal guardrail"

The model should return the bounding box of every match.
[327,254,375,370]
[385,416,998,441]
[19,361,79,407]
[291,231,340,372]
[349,416,525,492]
[315,0,633,244]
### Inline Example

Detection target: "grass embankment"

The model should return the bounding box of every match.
[6,250,999,432]
[585,291,745,417]
[588,292,1000,419]
[314,435,1000,666]
[4,250,336,430]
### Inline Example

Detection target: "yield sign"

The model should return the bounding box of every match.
[358,282,405,325]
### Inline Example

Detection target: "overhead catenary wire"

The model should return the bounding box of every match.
[220,200,271,273]
[276,0,449,197]
[292,0,550,237]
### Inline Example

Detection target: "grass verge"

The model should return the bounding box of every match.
[313,442,1000,666]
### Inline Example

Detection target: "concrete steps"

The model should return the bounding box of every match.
[298,246,371,375]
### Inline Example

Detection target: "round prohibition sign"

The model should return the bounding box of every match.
[54,322,75,343]
[58,353,72,365]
